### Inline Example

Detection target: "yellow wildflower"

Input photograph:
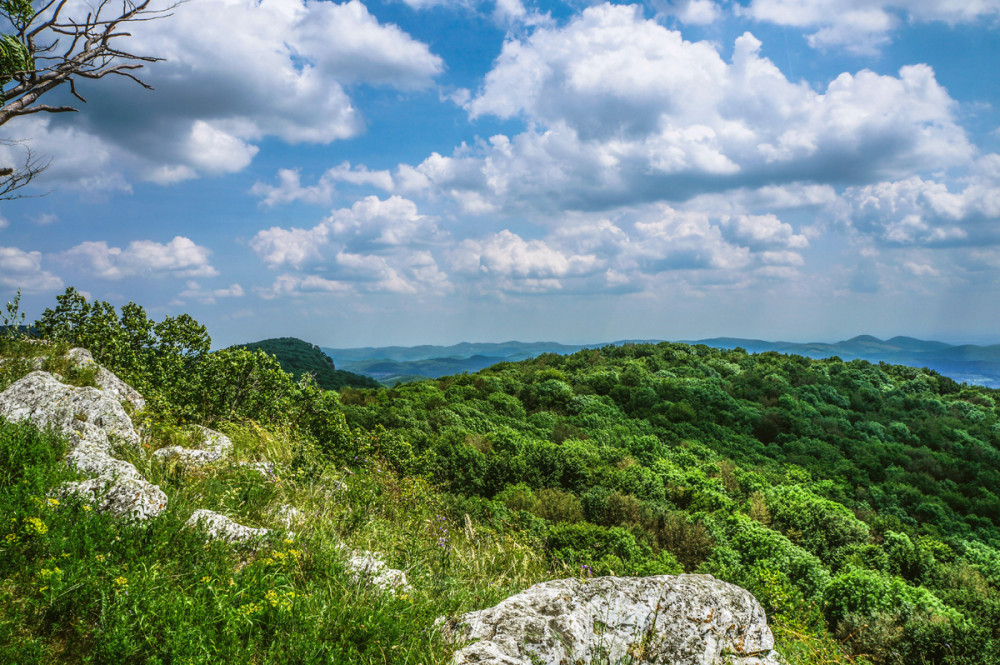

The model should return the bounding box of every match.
[25,517,47,535]
[47,498,59,508]
[114,576,128,588]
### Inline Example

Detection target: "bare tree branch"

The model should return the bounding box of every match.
[0,139,50,199]
[0,0,175,195]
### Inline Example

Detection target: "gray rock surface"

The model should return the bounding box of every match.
[60,475,168,520]
[186,509,271,544]
[0,371,140,447]
[154,425,233,466]
[65,348,146,412]
[346,550,412,593]
[0,369,165,520]
[441,574,782,665]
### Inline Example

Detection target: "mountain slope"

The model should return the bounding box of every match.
[235,337,380,390]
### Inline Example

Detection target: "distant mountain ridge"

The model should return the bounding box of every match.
[324,336,1000,388]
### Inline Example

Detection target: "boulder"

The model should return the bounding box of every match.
[441,574,783,665]
[186,509,271,544]
[65,348,146,412]
[0,371,140,448]
[0,369,165,520]
[154,425,233,466]
[61,475,168,521]
[346,550,412,593]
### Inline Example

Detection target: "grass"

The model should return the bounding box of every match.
[0,339,860,664]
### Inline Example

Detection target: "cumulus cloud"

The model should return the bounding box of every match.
[175,281,245,305]
[0,246,64,292]
[741,0,1000,54]
[251,162,394,207]
[59,237,218,279]
[444,204,810,295]
[839,155,1000,246]
[14,0,443,190]
[250,195,450,295]
[251,195,443,270]
[395,7,970,214]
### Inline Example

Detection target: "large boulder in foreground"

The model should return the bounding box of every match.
[441,574,782,665]
[0,369,165,519]
[0,371,140,448]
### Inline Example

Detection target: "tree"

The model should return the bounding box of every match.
[0,0,172,197]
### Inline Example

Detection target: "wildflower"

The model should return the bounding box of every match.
[47,498,59,508]
[114,576,128,588]
[95,554,105,563]
[25,517,48,536]
[201,576,211,583]
[265,589,279,607]
[82,505,92,512]
[4,533,17,544]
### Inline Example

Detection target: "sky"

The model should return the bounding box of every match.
[1,0,999,348]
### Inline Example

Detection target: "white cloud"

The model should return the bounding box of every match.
[0,215,7,230]
[742,0,1000,53]
[175,281,245,305]
[11,0,443,191]
[250,195,450,296]
[257,274,353,299]
[839,157,1000,246]
[59,237,218,279]
[251,162,394,207]
[720,214,809,250]
[31,213,58,227]
[398,7,970,214]
[250,195,442,270]
[0,246,63,292]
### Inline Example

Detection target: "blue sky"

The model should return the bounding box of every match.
[1,0,999,348]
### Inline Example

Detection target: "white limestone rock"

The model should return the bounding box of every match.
[441,574,783,665]
[61,475,168,520]
[154,425,233,466]
[186,509,271,545]
[347,551,412,592]
[65,348,146,412]
[0,371,140,448]
[0,369,164,521]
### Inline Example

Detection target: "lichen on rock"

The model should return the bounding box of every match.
[441,573,783,665]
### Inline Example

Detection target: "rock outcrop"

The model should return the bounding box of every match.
[441,574,783,665]
[0,364,166,520]
[154,425,233,466]
[66,348,146,411]
[186,509,271,544]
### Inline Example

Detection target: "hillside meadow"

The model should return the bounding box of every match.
[1,288,999,664]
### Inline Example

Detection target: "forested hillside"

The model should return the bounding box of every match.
[2,289,999,664]
[336,343,1000,663]
[236,337,379,390]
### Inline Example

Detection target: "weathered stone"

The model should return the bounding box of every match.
[186,509,271,544]
[346,551,412,592]
[154,425,233,466]
[276,504,304,529]
[61,475,168,520]
[0,369,164,521]
[441,574,782,665]
[0,371,140,448]
[65,348,145,411]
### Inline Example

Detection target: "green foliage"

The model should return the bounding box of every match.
[237,337,379,390]
[8,289,1000,664]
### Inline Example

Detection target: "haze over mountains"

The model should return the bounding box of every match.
[322,336,1000,388]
